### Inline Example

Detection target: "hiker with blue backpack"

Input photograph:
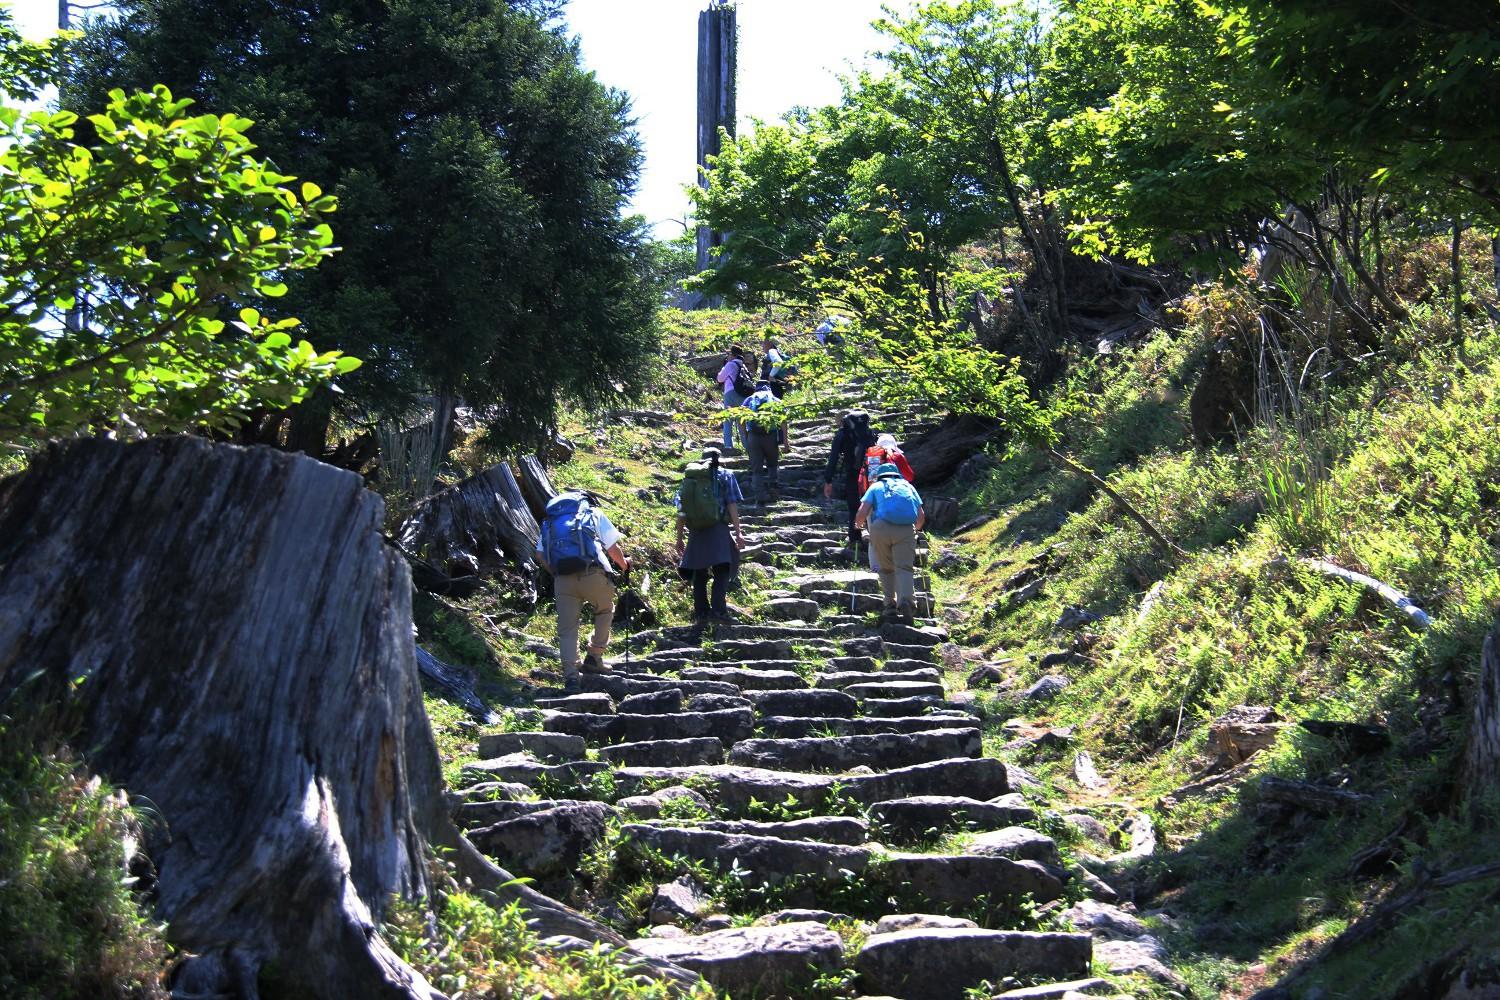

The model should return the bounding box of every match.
[675,447,746,625]
[742,380,782,505]
[854,463,926,624]
[535,492,632,692]
[715,345,756,452]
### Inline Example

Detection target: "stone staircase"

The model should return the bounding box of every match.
[449,404,1130,999]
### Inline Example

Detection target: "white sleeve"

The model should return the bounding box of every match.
[593,513,623,549]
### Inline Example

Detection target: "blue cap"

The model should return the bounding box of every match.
[875,463,902,479]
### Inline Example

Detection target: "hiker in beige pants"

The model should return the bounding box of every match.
[855,463,926,624]
[554,566,618,681]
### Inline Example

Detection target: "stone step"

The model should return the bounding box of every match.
[869,795,1038,839]
[467,801,613,879]
[826,655,879,672]
[543,708,754,746]
[613,756,1009,815]
[475,731,585,762]
[579,674,742,699]
[881,623,950,647]
[629,922,844,998]
[622,825,871,887]
[969,827,1061,865]
[745,688,858,718]
[680,666,807,690]
[597,737,725,768]
[876,853,1064,908]
[817,668,942,689]
[845,680,948,701]
[535,693,614,714]
[640,815,870,845]
[691,659,815,674]
[884,643,937,662]
[992,979,1115,1000]
[861,697,953,718]
[461,754,610,788]
[764,597,820,621]
[755,714,980,739]
[454,796,591,830]
[617,689,683,714]
[854,929,1092,1000]
[726,728,981,772]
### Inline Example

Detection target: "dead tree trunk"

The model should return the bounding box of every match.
[397,462,541,580]
[514,455,559,525]
[0,438,628,1000]
[1464,626,1500,800]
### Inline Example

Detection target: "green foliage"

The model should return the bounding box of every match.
[71,0,660,448]
[0,711,168,999]
[386,862,714,1000]
[0,12,348,442]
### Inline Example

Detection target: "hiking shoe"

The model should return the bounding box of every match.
[562,674,582,694]
[708,609,735,625]
[581,652,610,674]
[880,605,899,624]
[897,600,915,625]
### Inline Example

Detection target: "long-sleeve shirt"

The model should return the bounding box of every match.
[824,423,873,485]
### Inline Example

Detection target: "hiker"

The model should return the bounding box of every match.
[535,491,632,692]
[822,409,877,556]
[675,447,746,624]
[854,463,926,624]
[815,316,845,348]
[760,334,790,398]
[857,433,916,496]
[857,433,917,572]
[742,380,781,504]
[715,345,755,452]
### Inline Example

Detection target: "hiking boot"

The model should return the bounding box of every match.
[562,673,582,694]
[880,604,899,624]
[897,600,915,625]
[708,609,736,625]
[581,651,610,674]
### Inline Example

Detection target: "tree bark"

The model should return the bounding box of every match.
[1463,626,1500,800]
[514,454,559,525]
[0,437,637,999]
[397,462,541,580]
[903,414,998,487]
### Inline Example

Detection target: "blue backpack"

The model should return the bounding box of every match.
[872,479,921,526]
[542,492,602,575]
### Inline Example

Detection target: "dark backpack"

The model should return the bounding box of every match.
[840,414,875,474]
[541,492,602,575]
[679,463,723,530]
[731,360,756,398]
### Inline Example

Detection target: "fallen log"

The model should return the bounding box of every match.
[904,414,999,487]
[1291,556,1433,630]
[416,646,500,724]
[0,438,636,999]
[1258,776,1372,813]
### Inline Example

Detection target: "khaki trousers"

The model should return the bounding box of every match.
[555,567,615,676]
[868,518,917,608]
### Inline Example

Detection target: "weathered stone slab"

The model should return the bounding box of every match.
[475,731,586,762]
[598,738,725,768]
[755,715,977,738]
[630,922,845,997]
[816,669,942,689]
[845,680,947,701]
[875,854,1063,907]
[870,795,1037,839]
[461,754,610,787]
[617,689,683,714]
[468,802,612,878]
[970,827,1061,866]
[543,708,754,745]
[623,825,871,885]
[682,667,808,690]
[746,688,858,718]
[727,728,981,772]
[855,929,1091,1000]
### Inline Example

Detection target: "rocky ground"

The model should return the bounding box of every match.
[444,397,1178,1000]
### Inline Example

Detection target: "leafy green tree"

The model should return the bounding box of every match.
[69,0,659,452]
[0,10,349,445]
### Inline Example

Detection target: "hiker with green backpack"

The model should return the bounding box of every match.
[854,463,926,624]
[675,447,746,624]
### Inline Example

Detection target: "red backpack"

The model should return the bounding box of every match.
[858,446,892,495]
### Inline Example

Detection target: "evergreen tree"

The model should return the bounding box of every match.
[68,0,659,451]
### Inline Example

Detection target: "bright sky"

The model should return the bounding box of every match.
[8,0,892,236]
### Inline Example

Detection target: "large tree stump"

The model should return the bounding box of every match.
[396,462,541,580]
[513,454,559,525]
[905,415,999,487]
[0,438,627,999]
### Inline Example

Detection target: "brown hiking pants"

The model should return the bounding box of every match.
[555,567,615,676]
[868,518,917,608]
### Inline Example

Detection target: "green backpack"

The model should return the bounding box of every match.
[680,462,723,530]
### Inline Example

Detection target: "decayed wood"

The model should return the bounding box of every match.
[1258,776,1372,812]
[905,414,999,487]
[416,646,499,724]
[514,454,559,525]
[1463,626,1500,799]
[1293,556,1433,630]
[0,438,640,1000]
[397,462,541,580]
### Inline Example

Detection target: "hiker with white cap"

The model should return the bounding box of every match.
[854,462,925,624]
